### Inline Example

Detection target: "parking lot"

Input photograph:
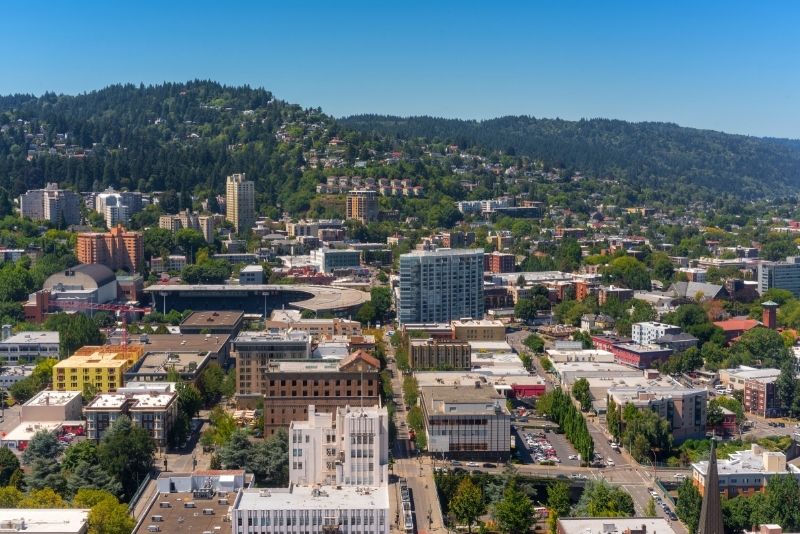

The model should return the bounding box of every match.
[515,427,581,466]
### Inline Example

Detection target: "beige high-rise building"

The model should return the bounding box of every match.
[225,173,255,234]
[346,189,378,223]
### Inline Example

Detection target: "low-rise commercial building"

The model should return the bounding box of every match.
[265,317,362,338]
[53,345,144,392]
[557,518,679,534]
[0,509,89,534]
[239,264,265,284]
[311,248,361,273]
[719,366,781,392]
[263,351,381,437]
[409,338,471,370]
[692,444,800,497]
[610,343,673,369]
[123,351,211,384]
[420,383,511,461]
[22,390,83,422]
[180,310,245,337]
[0,330,60,363]
[0,365,34,388]
[452,319,506,341]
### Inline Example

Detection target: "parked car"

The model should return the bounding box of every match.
[482,463,496,468]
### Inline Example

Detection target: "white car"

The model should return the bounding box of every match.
[674,473,687,479]
[568,455,577,460]
[467,462,478,467]
[606,458,615,466]
[649,490,659,498]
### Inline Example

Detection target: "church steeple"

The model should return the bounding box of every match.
[698,439,724,534]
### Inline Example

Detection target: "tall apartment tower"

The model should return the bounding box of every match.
[289,404,389,487]
[76,225,143,272]
[346,189,379,224]
[398,248,484,325]
[225,173,255,234]
[19,183,81,226]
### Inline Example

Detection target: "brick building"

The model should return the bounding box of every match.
[76,225,143,272]
[744,375,781,418]
[263,350,380,436]
[484,251,515,273]
[409,338,471,370]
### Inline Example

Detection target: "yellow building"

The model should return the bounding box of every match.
[53,345,143,393]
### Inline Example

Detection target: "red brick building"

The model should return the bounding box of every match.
[485,251,515,273]
[744,376,781,418]
[76,225,143,273]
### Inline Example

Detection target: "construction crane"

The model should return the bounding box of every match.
[47,299,152,349]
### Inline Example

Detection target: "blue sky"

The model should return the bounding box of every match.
[2,1,799,138]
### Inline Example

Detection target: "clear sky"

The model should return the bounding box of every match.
[2,1,799,138]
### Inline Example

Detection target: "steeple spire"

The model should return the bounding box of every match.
[698,439,724,534]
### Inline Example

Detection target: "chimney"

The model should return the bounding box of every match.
[762,301,778,330]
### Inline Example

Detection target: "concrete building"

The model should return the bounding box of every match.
[452,319,505,341]
[22,390,83,423]
[654,333,699,352]
[19,183,81,226]
[346,189,379,224]
[631,322,682,345]
[0,330,60,363]
[240,264,265,284]
[719,366,781,392]
[398,249,484,325]
[286,220,319,238]
[53,345,144,392]
[557,518,679,534]
[265,317,362,339]
[84,382,178,446]
[180,310,244,337]
[409,338,471,370]
[420,382,511,460]
[149,254,187,272]
[0,365,34,388]
[263,351,381,437]
[123,351,211,384]
[76,225,143,272]
[598,285,635,305]
[95,188,142,228]
[758,257,800,297]
[226,173,256,234]
[692,444,800,497]
[232,331,312,404]
[159,209,214,242]
[608,385,708,442]
[289,404,389,487]
[42,263,119,306]
[0,509,89,534]
[311,248,361,273]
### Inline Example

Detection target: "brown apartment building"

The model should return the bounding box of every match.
[345,190,378,223]
[744,376,781,418]
[409,338,471,370]
[76,224,144,272]
[263,350,380,436]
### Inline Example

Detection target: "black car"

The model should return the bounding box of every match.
[483,463,496,468]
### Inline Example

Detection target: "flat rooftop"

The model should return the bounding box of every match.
[0,509,88,533]
[546,349,615,363]
[726,367,782,380]
[615,343,672,354]
[694,447,800,477]
[134,491,231,534]
[234,331,310,343]
[0,331,59,345]
[421,384,508,414]
[3,422,62,442]
[24,390,81,407]
[415,371,543,388]
[557,517,678,534]
[468,341,513,352]
[452,319,504,328]
[266,361,341,373]
[180,310,244,329]
[130,333,229,355]
[144,283,369,312]
[234,484,389,511]
[134,351,209,374]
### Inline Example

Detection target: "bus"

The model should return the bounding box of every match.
[404,511,415,533]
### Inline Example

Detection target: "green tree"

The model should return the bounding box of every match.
[606,396,621,443]
[175,228,206,263]
[523,334,545,353]
[403,375,419,406]
[573,480,634,517]
[0,486,23,507]
[370,286,392,320]
[247,428,289,486]
[450,477,485,533]
[18,487,68,509]
[645,497,657,517]
[143,227,175,260]
[493,479,534,534]
[65,460,123,499]
[571,378,591,412]
[45,313,105,356]
[86,493,136,534]
[676,478,702,534]
[763,474,800,529]
[777,360,797,416]
[603,256,651,290]
[97,415,154,501]
[62,440,99,474]
[546,481,571,519]
[0,446,20,486]
[355,301,377,325]
[22,430,61,465]
[219,429,253,469]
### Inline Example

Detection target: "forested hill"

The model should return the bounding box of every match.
[339,114,800,198]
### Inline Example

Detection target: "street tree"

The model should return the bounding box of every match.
[450,477,485,533]
[493,479,534,534]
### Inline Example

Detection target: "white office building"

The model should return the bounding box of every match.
[19,183,81,226]
[631,321,682,345]
[234,404,390,534]
[398,248,484,325]
[758,257,800,297]
[0,328,60,363]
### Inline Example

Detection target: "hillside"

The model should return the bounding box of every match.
[339,114,800,198]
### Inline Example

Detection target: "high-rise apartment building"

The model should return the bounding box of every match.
[76,225,144,272]
[398,248,484,325]
[758,257,800,297]
[159,209,215,242]
[19,183,81,226]
[94,187,142,228]
[226,173,255,234]
[346,189,378,223]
